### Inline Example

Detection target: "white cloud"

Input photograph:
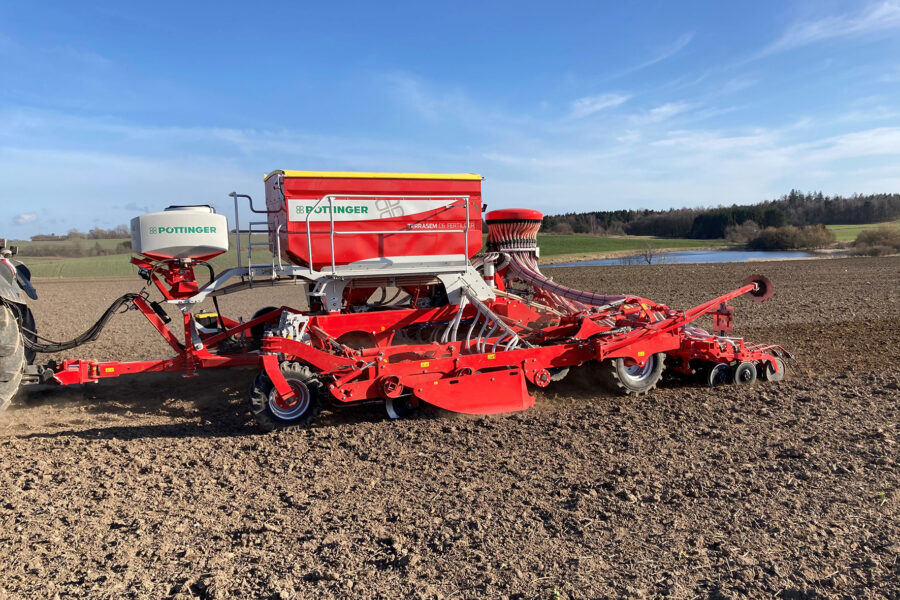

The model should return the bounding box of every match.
[569,93,631,119]
[13,213,37,225]
[632,102,693,124]
[761,1,900,56]
[635,33,695,70]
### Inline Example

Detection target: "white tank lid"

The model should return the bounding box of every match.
[164,205,217,213]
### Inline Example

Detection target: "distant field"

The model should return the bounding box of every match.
[825,219,900,242]
[20,233,731,278]
[16,238,127,254]
[535,234,727,256]
[21,236,275,278]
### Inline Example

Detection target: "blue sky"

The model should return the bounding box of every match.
[2,0,900,237]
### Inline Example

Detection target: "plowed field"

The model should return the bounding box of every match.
[1,257,897,599]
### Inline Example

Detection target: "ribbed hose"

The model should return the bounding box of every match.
[486,209,633,310]
[506,256,626,307]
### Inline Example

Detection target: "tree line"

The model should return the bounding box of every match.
[542,191,900,239]
[30,225,130,241]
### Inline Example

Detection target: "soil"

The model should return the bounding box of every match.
[1,257,897,599]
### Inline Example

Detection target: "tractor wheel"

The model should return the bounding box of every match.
[733,361,757,385]
[761,358,786,382]
[597,353,665,395]
[707,363,730,387]
[248,361,325,432]
[0,305,25,413]
[9,303,36,364]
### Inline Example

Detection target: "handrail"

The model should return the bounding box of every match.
[228,192,282,214]
[317,194,471,275]
[304,196,326,275]
[230,191,285,272]
[231,191,473,277]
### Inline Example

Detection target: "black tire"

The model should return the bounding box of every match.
[249,361,324,431]
[250,306,279,342]
[597,352,665,395]
[0,305,25,413]
[733,361,757,385]
[761,357,786,382]
[9,304,36,364]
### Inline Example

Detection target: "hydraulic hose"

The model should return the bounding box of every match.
[21,293,139,353]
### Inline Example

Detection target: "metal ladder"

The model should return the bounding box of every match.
[245,220,274,281]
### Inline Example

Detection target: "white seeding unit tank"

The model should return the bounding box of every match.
[130,205,229,261]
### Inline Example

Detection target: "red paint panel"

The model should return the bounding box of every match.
[266,174,482,270]
[412,368,534,415]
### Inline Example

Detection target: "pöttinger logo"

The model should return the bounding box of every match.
[376,199,405,218]
[149,226,158,234]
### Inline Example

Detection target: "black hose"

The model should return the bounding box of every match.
[198,261,226,331]
[22,293,139,353]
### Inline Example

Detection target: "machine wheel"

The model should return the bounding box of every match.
[707,363,730,387]
[249,362,324,431]
[10,304,36,364]
[0,305,25,413]
[598,353,665,395]
[733,361,757,385]
[385,396,419,419]
[761,358,786,382]
[250,306,279,342]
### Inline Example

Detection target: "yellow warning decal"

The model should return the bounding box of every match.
[420,361,430,368]
[637,351,645,357]
[104,367,115,373]
[487,353,496,360]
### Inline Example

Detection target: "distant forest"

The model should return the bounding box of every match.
[541,191,900,239]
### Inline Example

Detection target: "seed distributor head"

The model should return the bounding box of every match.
[484,209,544,252]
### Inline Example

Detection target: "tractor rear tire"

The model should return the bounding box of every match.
[597,352,665,395]
[9,303,36,364]
[0,305,25,413]
[249,361,324,432]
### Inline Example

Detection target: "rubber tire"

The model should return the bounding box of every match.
[249,362,324,432]
[597,353,665,395]
[0,305,25,413]
[9,304,36,364]
[250,306,279,342]
[733,361,757,385]
[761,358,786,382]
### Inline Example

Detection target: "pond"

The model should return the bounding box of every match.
[546,249,817,268]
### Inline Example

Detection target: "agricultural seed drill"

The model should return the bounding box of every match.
[0,171,790,429]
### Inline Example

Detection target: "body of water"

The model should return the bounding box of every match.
[547,249,817,268]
